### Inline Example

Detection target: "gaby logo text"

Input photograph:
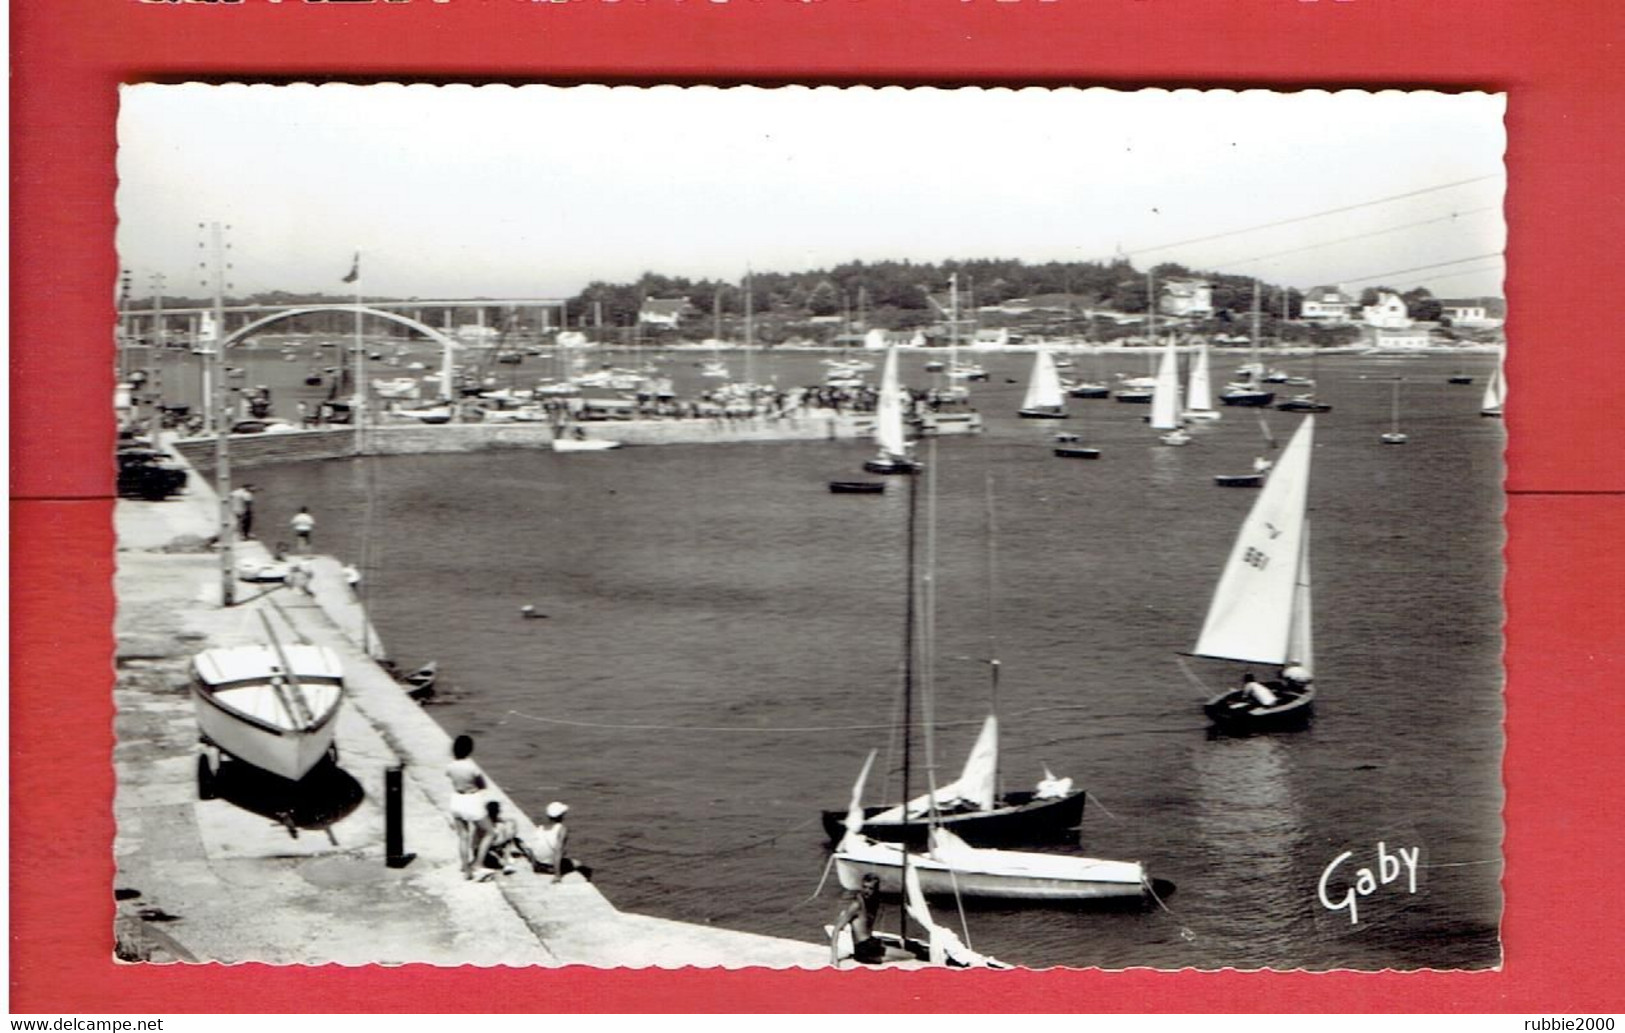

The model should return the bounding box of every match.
[1317,841,1420,925]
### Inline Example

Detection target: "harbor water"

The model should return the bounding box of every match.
[156,344,1505,970]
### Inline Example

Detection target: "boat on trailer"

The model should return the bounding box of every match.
[191,617,345,791]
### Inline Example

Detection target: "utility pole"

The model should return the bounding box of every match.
[149,273,167,442]
[205,222,236,607]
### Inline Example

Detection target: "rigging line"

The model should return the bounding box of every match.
[1142,876,1197,944]
[798,853,838,909]
[1124,174,1503,259]
[1217,206,1501,271]
[1335,252,1505,287]
[496,708,979,734]
[606,814,823,859]
[1084,791,1120,822]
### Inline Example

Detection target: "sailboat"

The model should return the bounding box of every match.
[1150,339,1191,446]
[1480,362,1505,418]
[862,347,923,475]
[1221,280,1277,408]
[1181,342,1221,422]
[826,754,1009,969]
[1214,411,1277,487]
[1017,349,1069,419]
[1190,415,1318,732]
[831,463,1153,903]
[820,712,1086,846]
[1380,377,1409,444]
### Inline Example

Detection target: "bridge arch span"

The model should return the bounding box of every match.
[220,306,463,355]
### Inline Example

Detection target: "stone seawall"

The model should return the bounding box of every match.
[174,412,870,473]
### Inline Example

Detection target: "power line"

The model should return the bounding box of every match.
[1220,206,1501,271]
[1123,173,1503,261]
[1336,253,1504,287]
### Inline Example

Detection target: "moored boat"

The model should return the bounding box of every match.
[1016,350,1069,419]
[836,826,1149,903]
[829,480,886,494]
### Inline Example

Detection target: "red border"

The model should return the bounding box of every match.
[13,0,1625,1013]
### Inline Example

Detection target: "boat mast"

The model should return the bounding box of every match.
[899,457,922,949]
[983,474,1002,801]
[1251,278,1262,380]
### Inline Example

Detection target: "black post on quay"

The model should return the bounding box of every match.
[385,764,415,868]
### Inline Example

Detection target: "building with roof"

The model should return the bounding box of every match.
[638,298,692,328]
[1159,279,1213,318]
[1362,290,1411,329]
[1300,286,1357,324]
[1438,297,1506,328]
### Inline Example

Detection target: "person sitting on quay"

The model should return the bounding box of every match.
[533,801,590,884]
[480,800,544,876]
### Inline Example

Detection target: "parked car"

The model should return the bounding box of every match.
[117,448,188,500]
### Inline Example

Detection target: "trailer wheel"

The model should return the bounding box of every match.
[197,752,218,800]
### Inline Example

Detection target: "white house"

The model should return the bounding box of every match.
[639,298,690,328]
[1439,298,1505,328]
[1301,286,1357,324]
[1159,279,1213,318]
[1362,291,1411,329]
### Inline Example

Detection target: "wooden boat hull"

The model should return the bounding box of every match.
[192,684,341,781]
[192,645,345,782]
[1203,685,1315,732]
[835,845,1145,902]
[1054,447,1101,459]
[819,790,1086,848]
[829,481,886,494]
[1213,473,1265,487]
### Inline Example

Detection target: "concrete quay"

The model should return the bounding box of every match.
[113,458,830,968]
[169,407,981,474]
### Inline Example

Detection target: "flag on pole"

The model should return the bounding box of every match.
[342,252,360,284]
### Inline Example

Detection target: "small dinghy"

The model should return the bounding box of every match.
[398,662,438,701]
[830,481,886,495]
[1054,446,1102,459]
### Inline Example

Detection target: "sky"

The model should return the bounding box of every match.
[117,85,1507,302]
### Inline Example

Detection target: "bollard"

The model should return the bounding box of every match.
[385,764,415,868]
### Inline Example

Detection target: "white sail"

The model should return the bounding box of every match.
[1481,364,1505,413]
[874,346,908,458]
[1186,343,1213,412]
[1289,520,1314,675]
[838,749,879,851]
[1149,339,1182,430]
[1021,351,1065,412]
[1193,415,1315,665]
[869,714,997,823]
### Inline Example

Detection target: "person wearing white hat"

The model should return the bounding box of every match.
[535,801,587,884]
